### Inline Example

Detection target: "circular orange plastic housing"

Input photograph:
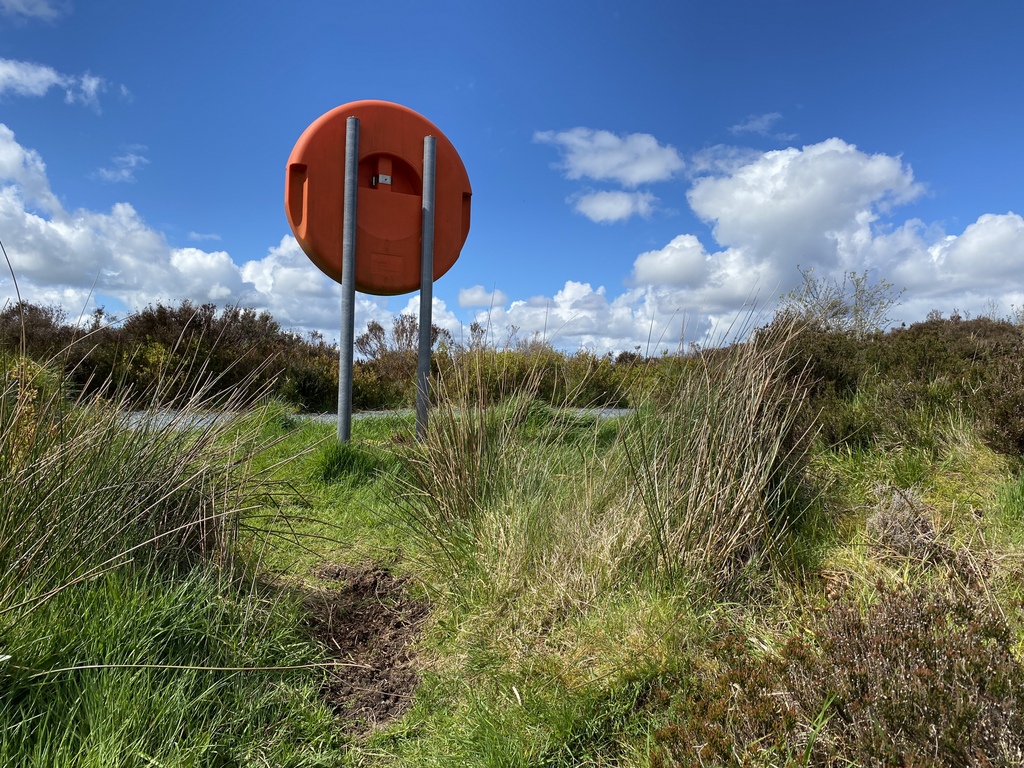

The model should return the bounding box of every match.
[285,100,472,296]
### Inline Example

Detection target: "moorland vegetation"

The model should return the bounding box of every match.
[0,299,634,413]
[2,271,1024,766]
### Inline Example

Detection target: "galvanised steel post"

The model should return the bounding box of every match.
[337,116,359,443]
[416,135,437,441]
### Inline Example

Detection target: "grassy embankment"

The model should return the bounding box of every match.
[3,311,1024,766]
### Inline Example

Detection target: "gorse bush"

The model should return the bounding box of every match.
[2,301,640,412]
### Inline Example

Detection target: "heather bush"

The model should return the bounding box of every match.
[0,300,340,411]
[649,627,799,767]
[781,323,866,399]
[0,301,78,359]
[652,587,1024,767]
[861,317,1024,453]
[778,315,1024,455]
[975,348,1024,456]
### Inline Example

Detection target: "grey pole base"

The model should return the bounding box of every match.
[337,116,359,443]
[416,136,437,441]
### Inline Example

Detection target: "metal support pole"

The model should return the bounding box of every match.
[416,135,437,441]
[337,116,359,443]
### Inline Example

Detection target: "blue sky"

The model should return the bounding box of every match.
[2,0,1022,353]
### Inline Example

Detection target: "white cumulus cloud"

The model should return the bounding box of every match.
[458,285,508,308]
[0,123,60,211]
[618,139,935,326]
[0,57,106,110]
[0,0,65,20]
[534,127,684,187]
[468,279,719,355]
[885,212,1024,299]
[631,234,712,287]
[169,248,242,302]
[573,190,656,223]
[687,138,924,273]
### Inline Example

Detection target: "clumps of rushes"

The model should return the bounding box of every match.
[651,586,1024,767]
[621,317,815,590]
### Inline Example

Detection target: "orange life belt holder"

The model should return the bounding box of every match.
[285,100,472,296]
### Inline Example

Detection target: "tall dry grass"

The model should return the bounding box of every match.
[0,348,271,625]
[385,347,637,613]
[385,318,813,613]
[621,320,812,587]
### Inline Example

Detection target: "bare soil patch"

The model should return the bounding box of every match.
[305,562,429,734]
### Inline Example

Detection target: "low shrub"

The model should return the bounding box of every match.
[778,315,1024,456]
[652,586,1024,767]
[870,317,1024,455]
[0,301,78,359]
[1,299,343,412]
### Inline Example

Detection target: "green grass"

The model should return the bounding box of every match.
[5,312,1024,767]
[235,412,414,580]
[1,567,346,767]
[0,356,350,767]
[994,470,1024,543]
